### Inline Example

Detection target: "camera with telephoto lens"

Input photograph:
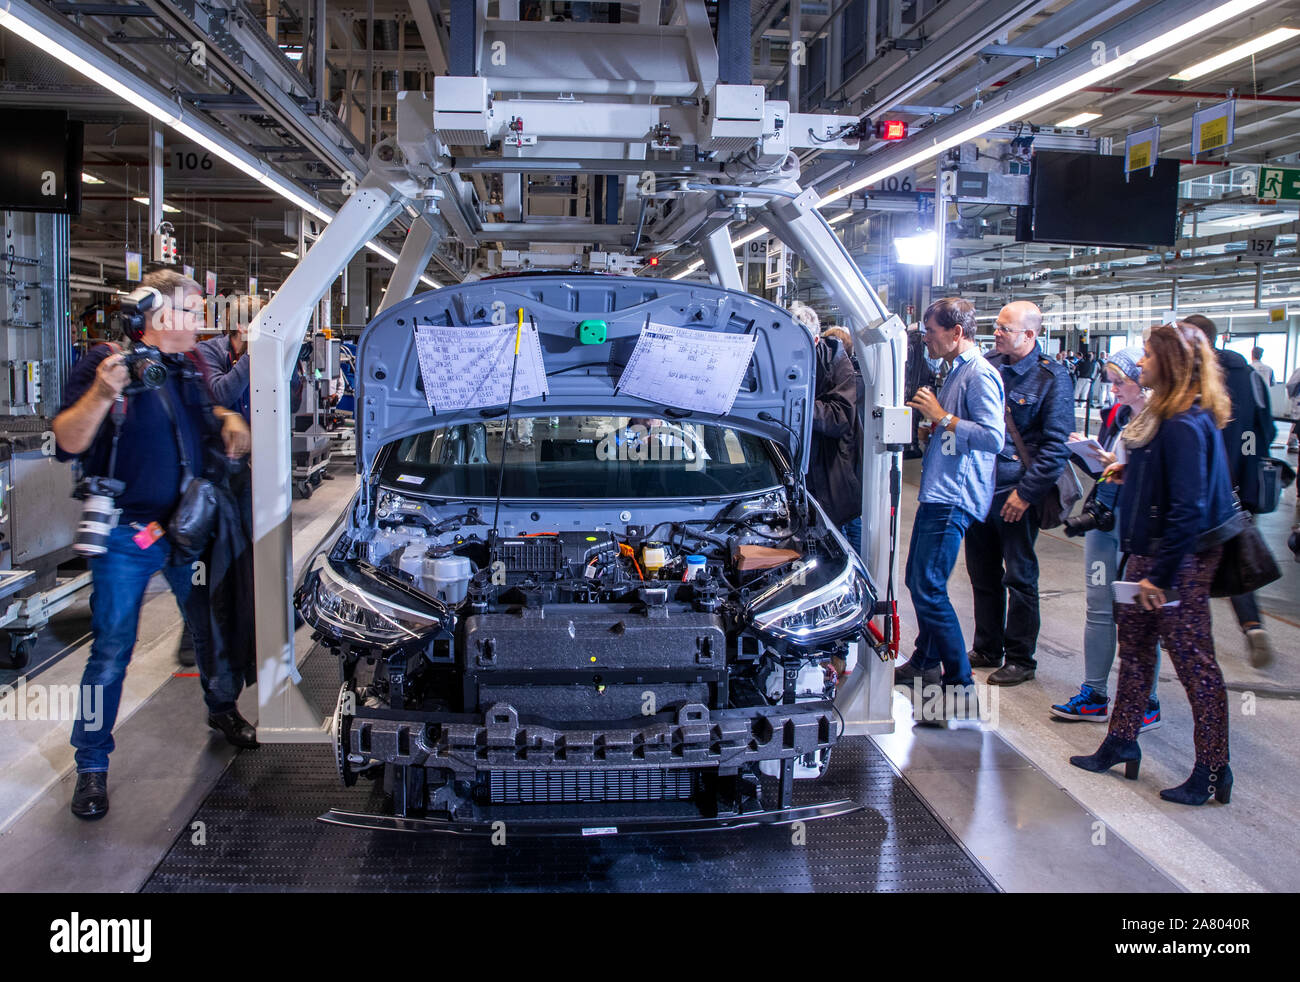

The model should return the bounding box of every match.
[122,342,167,393]
[73,475,127,557]
[1063,481,1117,538]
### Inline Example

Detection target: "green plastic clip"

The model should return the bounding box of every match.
[577,319,608,344]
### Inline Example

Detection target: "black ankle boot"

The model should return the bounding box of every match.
[1160,762,1232,805]
[208,708,259,749]
[1069,734,1141,779]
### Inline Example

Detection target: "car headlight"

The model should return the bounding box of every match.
[301,560,442,646]
[747,559,870,645]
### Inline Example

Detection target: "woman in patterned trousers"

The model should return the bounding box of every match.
[1069,323,1238,805]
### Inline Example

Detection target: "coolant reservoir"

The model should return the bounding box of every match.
[431,555,472,604]
[398,545,428,584]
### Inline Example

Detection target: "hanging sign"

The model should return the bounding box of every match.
[124,250,142,282]
[1124,124,1160,176]
[205,270,217,296]
[247,276,258,295]
[1190,99,1235,159]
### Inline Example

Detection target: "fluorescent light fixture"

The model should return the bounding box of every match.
[1171,27,1300,81]
[1056,111,1101,127]
[829,210,855,225]
[669,225,771,279]
[281,250,299,259]
[132,196,182,214]
[894,231,938,266]
[819,0,1272,209]
[81,171,104,184]
[0,5,443,292]
[1202,211,1284,228]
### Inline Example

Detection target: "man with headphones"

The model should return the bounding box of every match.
[52,269,253,821]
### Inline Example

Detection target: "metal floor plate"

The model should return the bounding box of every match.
[142,734,996,893]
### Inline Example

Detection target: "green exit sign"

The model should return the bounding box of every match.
[1258,166,1300,201]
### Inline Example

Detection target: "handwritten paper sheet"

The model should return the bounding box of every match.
[615,322,756,415]
[413,323,549,412]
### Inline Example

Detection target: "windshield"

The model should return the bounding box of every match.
[376,415,784,499]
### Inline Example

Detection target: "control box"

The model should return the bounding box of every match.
[877,405,913,447]
[699,84,765,152]
[433,76,492,147]
[7,360,40,411]
[311,335,340,380]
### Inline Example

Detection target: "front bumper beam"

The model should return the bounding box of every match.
[342,700,840,780]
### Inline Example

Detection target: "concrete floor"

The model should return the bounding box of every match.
[0,442,1295,893]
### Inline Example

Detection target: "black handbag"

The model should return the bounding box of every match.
[1255,457,1296,515]
[156,383,219,557]
[1209,510,1282,598]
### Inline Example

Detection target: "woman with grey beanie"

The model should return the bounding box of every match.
[1050,346,1162,729]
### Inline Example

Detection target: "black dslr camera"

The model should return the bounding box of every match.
[116,285,170,393]
[73,475,127,557]
[122,342,167,393]
[1063,481,1117,538]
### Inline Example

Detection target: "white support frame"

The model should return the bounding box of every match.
[758,186,906,734]
[701,225,743,291]
[250,175,413,741]
[377,215,441,315]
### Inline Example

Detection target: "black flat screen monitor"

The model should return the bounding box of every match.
[0,109,84,215]
[1019,150,1179,249]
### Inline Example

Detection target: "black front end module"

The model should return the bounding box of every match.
[327,698,857,836]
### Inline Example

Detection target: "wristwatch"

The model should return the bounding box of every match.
[938,413,954,430]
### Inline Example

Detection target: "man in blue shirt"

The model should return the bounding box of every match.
[897,298,1005,711]
[53,270,255,822]
[966,301,1074,686]
[197,295,305,422]
[195,299,253,420]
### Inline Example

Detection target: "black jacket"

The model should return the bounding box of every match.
[806,338,864,526]
[984,345,1074,505]
[201,463,256,687]
[904,328,936,459]
[1216,348,1276,512]
[1118,406,1238,590]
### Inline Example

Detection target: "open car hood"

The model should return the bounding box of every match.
[355,274,814,475]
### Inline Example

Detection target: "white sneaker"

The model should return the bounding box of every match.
[1246,628,1274,668]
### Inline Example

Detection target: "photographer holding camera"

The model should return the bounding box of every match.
[53,270,253,821]
[1050,347,1161,728]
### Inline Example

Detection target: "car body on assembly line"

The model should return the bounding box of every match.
[296,274,877,835]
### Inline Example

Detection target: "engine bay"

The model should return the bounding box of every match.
[361,487,835,618]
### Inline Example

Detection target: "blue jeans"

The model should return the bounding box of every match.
[840,517,862,556]
[72,524,241,773]
[905,502,976,685]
